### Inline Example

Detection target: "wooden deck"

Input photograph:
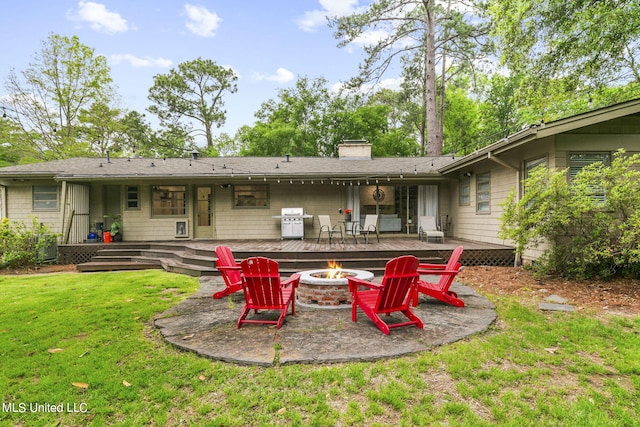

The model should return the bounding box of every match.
[198,236,511,253]
[65,236,514,277]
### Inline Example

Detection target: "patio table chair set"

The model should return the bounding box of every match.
[317,214,379,245]
[213,245,465,334]
[317,214,445,245]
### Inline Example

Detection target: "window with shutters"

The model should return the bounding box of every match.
[569,152,610,204]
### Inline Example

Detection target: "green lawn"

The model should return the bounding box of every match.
[1,270,638,426]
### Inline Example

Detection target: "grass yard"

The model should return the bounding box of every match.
[1,270,639,426]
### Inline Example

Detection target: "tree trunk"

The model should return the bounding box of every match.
[439,18,447,154]
[419,50,428,156]
[424,2,442,156]
[206,126,213,148]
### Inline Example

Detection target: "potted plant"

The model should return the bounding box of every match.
[103,214,122,242]
[344,209,352,222]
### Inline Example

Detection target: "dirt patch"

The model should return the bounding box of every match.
[458,266,640,318]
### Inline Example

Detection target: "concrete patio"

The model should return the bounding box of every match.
[154,276,497,366]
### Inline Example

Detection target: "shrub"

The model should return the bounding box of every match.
[500,150,640,279]
[0,217,57,269]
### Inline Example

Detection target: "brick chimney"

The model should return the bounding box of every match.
[338,139,371,160]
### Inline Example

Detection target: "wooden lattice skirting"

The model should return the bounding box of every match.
[461,249,514,267]
[58,244,515,268]
[58,244,105,265]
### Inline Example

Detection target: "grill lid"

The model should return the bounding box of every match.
[281,207,304,216]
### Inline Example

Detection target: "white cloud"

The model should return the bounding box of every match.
[268,68,295,83]
[67,1,129,34]
[351,29,390,48]
[111,54,173,68]
[329,81,346,94]
[252,68,295,84]
[184,4,221,37]
[369,77,404,92]
[296,0,360,32]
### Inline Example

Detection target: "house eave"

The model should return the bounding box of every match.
[439,97,640,175]
[440,127,538,174]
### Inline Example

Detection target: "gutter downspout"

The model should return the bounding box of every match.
[487,152,521,267]
[58,181,68,243]
[0,185,6,218]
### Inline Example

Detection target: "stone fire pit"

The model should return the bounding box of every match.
[297,268,374,308]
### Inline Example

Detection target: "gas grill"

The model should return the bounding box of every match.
[273,207,313,240]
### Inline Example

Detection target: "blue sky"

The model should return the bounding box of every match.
[1,1,401,141]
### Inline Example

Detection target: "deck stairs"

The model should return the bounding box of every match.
[75,242,448,277]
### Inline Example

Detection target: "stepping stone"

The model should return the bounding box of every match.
[539,302,574,312]
[545,294,569,304]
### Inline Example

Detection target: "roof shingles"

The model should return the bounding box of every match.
[0,156,455,180]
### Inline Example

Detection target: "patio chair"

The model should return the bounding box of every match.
[237,257,300,329]
[316,215,343,244]
[349,255,423,335]
[418,215,445,243]
[413,245,465,307]
[213,245,243,299]
[356,214,379,244]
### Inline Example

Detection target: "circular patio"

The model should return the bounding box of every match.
[154,276,497,366]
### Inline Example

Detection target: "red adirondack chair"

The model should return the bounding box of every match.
[237,257,300,329]
[414,245,465,307]
[348,255,423,335]
[213,245,243,299]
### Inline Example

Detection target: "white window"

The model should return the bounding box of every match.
[476,172,490,213]
[569,152,610,180]
[459,176,470,206]
[32,185,58,210]
[523,156,548,195]
[569,152,610,204]
[126,186,139,210]
[234,185,268,208]
[152,185,186,216]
